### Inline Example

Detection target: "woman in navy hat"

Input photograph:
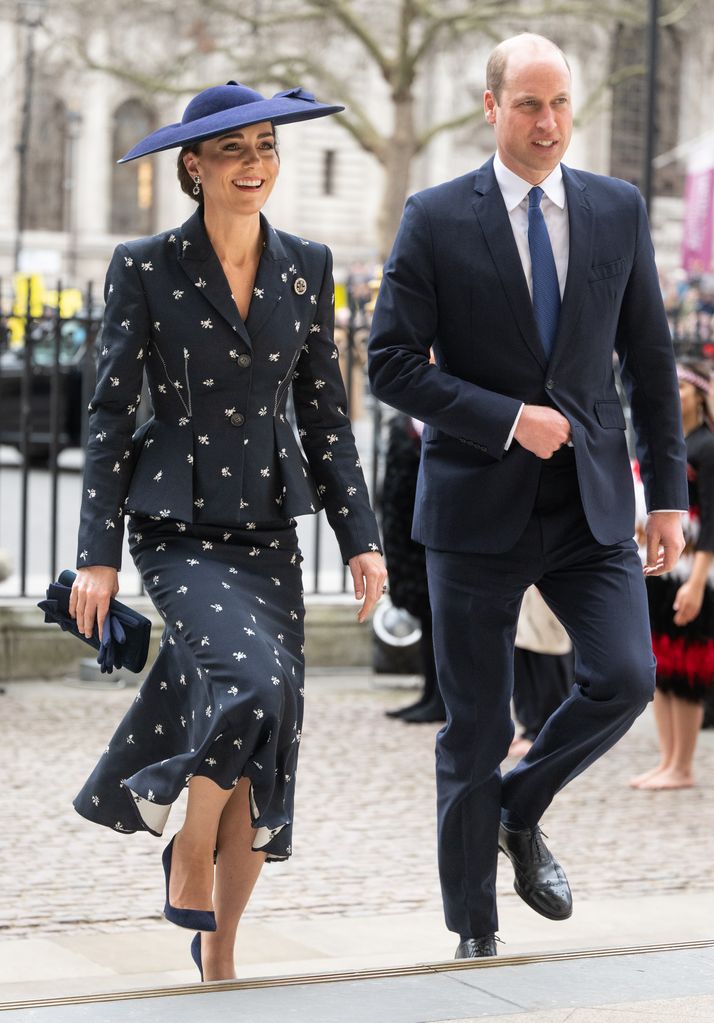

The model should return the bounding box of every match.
[69,82,386,981]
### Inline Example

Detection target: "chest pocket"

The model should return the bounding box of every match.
[588,259,626,283]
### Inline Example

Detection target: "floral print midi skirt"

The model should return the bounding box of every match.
[73,517,305,862]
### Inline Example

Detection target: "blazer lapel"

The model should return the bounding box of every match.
[472,160,547,371]
[547,166,593,371]
[177,209,253,348]
[245,219,290,338]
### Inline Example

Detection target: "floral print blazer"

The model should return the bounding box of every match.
[76,210,381,569]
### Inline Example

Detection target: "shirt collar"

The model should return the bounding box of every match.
[493,153,565,212]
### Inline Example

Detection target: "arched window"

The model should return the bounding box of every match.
[25,92,67,231]
[110,99,156,236]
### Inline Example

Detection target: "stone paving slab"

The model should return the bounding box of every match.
[443,996,714,1023]
[3,946,714,1023]
[1,674,713,942]
[1,672,713,1011]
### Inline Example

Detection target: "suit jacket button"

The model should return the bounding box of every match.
[545,378,555,390]
[237,354,252,368]
[230,412,245,427]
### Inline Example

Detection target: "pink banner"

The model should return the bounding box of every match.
[682,167,714,273]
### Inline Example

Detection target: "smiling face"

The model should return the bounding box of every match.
[484,43,572,184]
[182,121,279,217]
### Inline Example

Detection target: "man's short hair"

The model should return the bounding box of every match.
[486,33,571,103]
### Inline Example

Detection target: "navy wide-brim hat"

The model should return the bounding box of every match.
[118,82,344,163]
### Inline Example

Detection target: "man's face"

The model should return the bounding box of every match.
[484,50,573,184]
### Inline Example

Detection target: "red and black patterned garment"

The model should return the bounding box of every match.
[647,423,714,702]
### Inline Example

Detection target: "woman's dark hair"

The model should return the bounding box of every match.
[177,125,279,204]
[177,143,203,204]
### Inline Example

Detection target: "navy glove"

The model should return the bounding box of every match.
[97,612,127,674]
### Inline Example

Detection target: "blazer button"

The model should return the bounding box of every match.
[230,412,245,427]
[237,354,252,368]
[545,379,555,390]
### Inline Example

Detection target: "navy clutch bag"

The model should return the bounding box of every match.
[37,569,152,674]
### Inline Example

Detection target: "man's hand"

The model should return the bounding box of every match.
[514,405,571,459]
[643,512,684,577]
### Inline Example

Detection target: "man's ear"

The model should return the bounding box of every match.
[484,90,497,125]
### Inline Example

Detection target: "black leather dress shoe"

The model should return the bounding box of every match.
[401,696,446,723]
[455,934,498,958]
[498,822,572,920]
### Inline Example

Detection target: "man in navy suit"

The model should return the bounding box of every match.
[368,33,687,958]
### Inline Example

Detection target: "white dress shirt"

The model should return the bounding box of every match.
[494,154,569,448]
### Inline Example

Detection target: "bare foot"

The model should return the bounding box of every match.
[169,831,215,911]
[637,768,694,790]
[628,765,668,789]
[200,932,237,982]
[508,737,533,758]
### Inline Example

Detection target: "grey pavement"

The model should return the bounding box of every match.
[0,672,713,1012]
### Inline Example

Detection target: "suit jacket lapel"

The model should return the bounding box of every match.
[472,160,547,371]
[547,165,593,372]
[245,220,290,338]
[177,209,253,349]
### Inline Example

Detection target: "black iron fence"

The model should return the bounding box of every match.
[0,279,383,598]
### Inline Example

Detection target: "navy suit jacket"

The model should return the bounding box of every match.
[368,158,688,554]
[77,210,381,569]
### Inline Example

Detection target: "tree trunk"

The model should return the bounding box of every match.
[376,92,417,262]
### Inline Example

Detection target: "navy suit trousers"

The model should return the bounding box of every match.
[426,448,655,938]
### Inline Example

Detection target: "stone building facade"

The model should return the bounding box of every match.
[1,7,712,291]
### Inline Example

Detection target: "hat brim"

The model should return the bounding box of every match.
[118,97,344,163]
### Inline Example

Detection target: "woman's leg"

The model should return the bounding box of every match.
[201,778,266,981]
[638,696,704,789]
[629,688,675,787]
[169,777,234,911]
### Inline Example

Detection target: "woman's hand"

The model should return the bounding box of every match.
[348,551,388,624]
[69,566,120,639]
[672,578,705,627]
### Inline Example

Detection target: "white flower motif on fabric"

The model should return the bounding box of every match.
[124,256,133,267]
[141,261,154,271]
[201,319,213,329]
[173,290,184,300]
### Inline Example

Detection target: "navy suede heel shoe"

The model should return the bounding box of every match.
[190,932,203,981]
[162,836,217,932]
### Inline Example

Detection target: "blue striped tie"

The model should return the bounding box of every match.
[528,186,561,359]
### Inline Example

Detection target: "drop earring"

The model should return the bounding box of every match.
[192,175,201,196]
